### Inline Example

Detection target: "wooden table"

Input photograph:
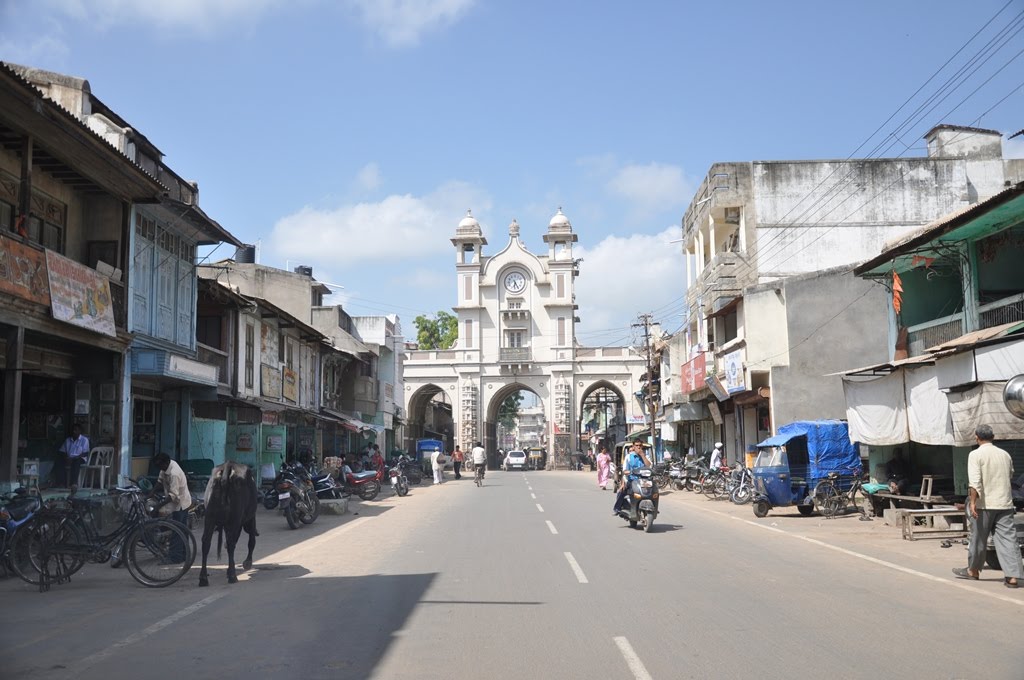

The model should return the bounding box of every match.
[900,507,968,541]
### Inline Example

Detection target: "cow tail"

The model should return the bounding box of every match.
[216,525,224,560]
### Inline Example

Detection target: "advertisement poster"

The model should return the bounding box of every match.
[0,234,50,305]
[261,364,282,398]
[282,367,298,403]
[723,349,746,394]
[681,353,706,394]
[45,250,116,337]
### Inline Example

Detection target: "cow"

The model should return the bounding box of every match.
[198,461,258,587]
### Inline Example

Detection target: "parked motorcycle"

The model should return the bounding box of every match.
[344,465,383,501]
[729,466,755,505]
[396,455,424,485]
[389,462,409,497]
[616,467,659,532]
[276,462,320,529]
[310,463,346,500]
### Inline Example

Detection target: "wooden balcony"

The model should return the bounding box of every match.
[197,342,230,387]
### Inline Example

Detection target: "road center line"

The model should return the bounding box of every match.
[531,493,536,499]
[78,591,229,670]
[546,520,558,534]
[614,636,653,680]
[564,551,588,583]
[536,503,544,512]
[692,504,1024,609]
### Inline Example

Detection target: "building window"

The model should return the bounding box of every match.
[506,330,523,348]
[465,319,473,349]
[557,317,565,346]
[507,300,522,310]
[278,331,285,362]
[0,200,12,230]
[286,341,294,369]
[556,274,565,298]
[463,275,472,301]
[245,323,255,388]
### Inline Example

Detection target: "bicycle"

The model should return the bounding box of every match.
[812,468,871,520]
[474,463,485,487]
[11,481,196,591]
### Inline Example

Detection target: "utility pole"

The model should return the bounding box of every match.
[632,313,657,462]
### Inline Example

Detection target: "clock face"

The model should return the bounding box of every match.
[504,271,526,293]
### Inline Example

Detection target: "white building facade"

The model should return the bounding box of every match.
[403,210,647,469]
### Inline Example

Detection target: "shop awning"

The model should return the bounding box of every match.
[320,407,373,433]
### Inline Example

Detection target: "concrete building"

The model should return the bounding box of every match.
[515,405,546,449]
[403,210,647,469]
[674,124,1024,459]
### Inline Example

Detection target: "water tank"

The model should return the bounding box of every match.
[294,265,313,277]
[235,244,256,263]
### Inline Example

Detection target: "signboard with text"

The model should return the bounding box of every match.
[681,353,706,394]
[283,367,298,403]
[723,349,746,394]
[46,250,116,337]
[0,234,49,305]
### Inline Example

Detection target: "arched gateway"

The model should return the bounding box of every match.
[403,209,647,469]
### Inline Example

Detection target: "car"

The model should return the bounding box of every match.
[503,450,528,471]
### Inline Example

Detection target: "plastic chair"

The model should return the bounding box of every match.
[79,446,115,489]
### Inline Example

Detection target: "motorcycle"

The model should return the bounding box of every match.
[276,462,320,529]
[396,455,424,485]
[616,467,659,532]
[310,463,345,500]
[729,466,755,505]
[344,465,383,501]
[388,462,409,497]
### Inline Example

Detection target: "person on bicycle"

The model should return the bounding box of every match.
[613,441,651,515]
[151,452,191,564]
[472,442,487,480]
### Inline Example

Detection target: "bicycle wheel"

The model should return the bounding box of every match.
[10,515,87,587]
[124,520,192,587]
[816,483,843,518]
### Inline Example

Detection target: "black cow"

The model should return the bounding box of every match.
[199,461,258,586]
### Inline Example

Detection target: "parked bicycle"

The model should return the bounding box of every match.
[0,489,41,581]
[10,481,196,591]
[812,468,870,520]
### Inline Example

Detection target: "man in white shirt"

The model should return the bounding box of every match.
[472,442,487,481]
[710,442,724,470]
[953,425,1023,587]
[58,423,90,488]
[152,453,192,564]
[430,447,445,485]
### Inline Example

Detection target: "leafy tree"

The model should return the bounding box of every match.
[413,311,458,349]
[498,392,524,431]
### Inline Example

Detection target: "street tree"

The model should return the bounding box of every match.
[413,311,458,349]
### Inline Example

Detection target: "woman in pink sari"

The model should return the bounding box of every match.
[596,446,612,490]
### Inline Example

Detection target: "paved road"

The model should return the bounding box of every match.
[3,471,1023,679]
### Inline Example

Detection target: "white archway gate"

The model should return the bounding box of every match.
[403,210,647,468]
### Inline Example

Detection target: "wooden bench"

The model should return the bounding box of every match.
[900,507,968,541]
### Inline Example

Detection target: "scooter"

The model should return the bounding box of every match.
[616,467,659,532]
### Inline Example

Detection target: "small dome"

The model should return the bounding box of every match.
[548,207,571,230]
[458,209,480,230]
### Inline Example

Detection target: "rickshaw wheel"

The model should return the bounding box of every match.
[753,500,770,518]
[797,504,815,517]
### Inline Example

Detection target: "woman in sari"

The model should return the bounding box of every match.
[596,446,612,490]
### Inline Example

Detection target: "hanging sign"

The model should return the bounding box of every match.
[46,250,116,337]
[0,234,49,305]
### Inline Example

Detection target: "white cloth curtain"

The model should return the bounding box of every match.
[842,372,909,445]
[904,365,954,445]
[948,382,1024,446]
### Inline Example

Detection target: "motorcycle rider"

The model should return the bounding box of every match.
[613,441,651,515]
[472,441,487,480]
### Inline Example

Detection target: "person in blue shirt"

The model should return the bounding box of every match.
[613,441,651,515]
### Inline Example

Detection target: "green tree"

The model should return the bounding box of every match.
[498,392,524,431]
[413,311,458,349]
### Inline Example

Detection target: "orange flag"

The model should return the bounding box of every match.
[893,271,903,315]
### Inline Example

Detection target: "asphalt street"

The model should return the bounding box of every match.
[2,470,1022,679]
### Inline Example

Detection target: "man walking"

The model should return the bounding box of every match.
[952,425,1023,587]
[452,445,464,480]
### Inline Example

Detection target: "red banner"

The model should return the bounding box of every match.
[681,353,706,394]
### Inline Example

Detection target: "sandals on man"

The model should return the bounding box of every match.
[1004,578,1019,589]
[952,567,979,580]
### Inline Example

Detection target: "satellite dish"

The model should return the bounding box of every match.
[1005,375,1024,420]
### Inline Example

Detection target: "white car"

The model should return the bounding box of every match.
[503,450,528,471]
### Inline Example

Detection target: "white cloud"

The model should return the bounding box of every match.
[345,0,476,47]
[1006,134,1024,159]
[573,226,686,343]
[607,162,693,216]
[266,179,491,266]
[354,162,382,192]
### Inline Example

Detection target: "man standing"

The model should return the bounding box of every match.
[430,446,445,485]
[452,445,464,480]
[370,444,385,472]
[710,442,725,470]
[151,452,192,564]
[58,423,90,489]
[953,425,1023,587]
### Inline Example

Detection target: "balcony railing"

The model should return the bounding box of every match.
[905,292,1024,356]
[686,251,752,310]
[499,347,532,363]
[979,292,1024,328]
[197,342,230,386]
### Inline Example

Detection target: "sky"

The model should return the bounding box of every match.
[2,0,1023,349]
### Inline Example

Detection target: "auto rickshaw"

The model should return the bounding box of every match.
[751,420,861,518]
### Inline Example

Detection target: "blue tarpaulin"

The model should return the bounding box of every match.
[757,420,860,482]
